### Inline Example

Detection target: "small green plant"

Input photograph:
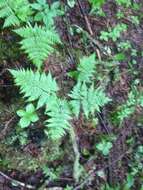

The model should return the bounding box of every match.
[118,41,131,51]
[64,185,74,190]
[96,139,113,156]
[129,15,140,25]
[117,88,137,121]
[17,103,39,128]
[116,0,131,7]
[89,0,105,16]
[42,165,60,180]
[0,0,32,27]
[67,0,76,8]
[117,88,143,122]
[101,184,120,190]
[100,23,127,42]
[116,10,125,19]
[130,145,143,176]
[89,0,105,7]
[31,0,64,28]
[123,174,134,190]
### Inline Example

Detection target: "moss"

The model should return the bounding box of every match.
[0,140,64,172]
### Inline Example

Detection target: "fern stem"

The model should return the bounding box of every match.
[69,126,81,183]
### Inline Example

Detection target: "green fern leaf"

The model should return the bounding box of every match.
[14,24,61,69]
[69,82,111,118]
[45,97,72,139]
[10,69,59,108]
[0,0,31,27]
[77,53,96,83]
[10,69,71,139]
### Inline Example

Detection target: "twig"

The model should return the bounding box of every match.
[0,171,35,189]
[77,0,93,36]
[76,0,104,60]
[0,116,16,140]
[70,126,81,183]
[97,112,111,134]
[74,149,131,190]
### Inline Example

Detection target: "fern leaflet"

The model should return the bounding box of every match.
[0,0,31,27]
[14,24,61,69]
[10,69,72,139]
[10,69,59,108]
[77,53,96,83]
[45,97,72,139]
[69,82,111,118]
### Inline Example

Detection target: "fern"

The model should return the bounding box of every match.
[77,53,96,83]
[10,69,72,139]
[10,69,59,108]
[14,24,61,69]
[117,89,141,122]
[69,82,111,118]
[0,0,31,27]
[45,97,72,139]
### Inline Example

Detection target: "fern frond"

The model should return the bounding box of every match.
[14,24,61,69]
[0,0,31,27]
[45,97,72,139]
[69,82,111,118]
[77,53,96,83]
[10,69,59,108]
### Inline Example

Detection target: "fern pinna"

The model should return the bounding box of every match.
[10,69,58,109]
[69,82,111,118]
[77,53,96,83]
[14,24,61,69]
[0,0,31,27]
[45,98,72,139]
[69,53,111,118]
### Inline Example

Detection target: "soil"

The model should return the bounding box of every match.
[0,0,143,190]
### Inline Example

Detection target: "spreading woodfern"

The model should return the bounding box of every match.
[69,53,110,118]
[45,97,72,139]
[78,53,96,83]
[10,69,72,139]
[14,24,61,69]
[69,82,111,118]
[10,54,111,139]
[0,0,31,27]
[10,69,59,109]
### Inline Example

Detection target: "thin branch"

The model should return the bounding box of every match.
[74,149,131,190]
[77,0,93,36]
[70,126,81,183]
[0,116,16,140]
[0,171,35,189]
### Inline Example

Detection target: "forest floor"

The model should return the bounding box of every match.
[0,0,143,190]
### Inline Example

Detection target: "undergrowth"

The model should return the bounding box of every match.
[0,0,143,189]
